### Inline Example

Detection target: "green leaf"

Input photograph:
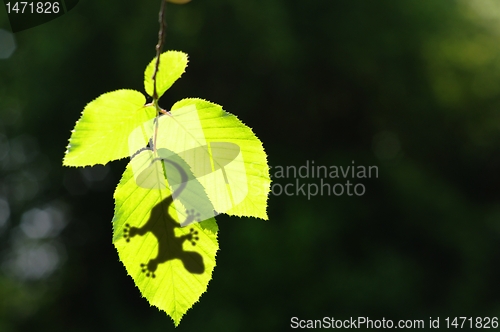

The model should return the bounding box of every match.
[113,152,218,326]
[153,98,271,220]
[144,51,188,99]
[63,89,156,167]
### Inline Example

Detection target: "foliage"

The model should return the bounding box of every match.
[62,51,271,325]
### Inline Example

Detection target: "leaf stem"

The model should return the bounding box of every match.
[152,0,167,154]
[152,0,167,102]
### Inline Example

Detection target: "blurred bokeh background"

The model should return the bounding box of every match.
[1,0,500,330]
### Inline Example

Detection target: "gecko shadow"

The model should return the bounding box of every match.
[123,154,207,278]
[123,199,204,278]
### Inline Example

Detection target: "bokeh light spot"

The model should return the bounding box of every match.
[0,29,16,59]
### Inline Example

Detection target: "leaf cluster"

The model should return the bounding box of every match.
[63,51,271,325]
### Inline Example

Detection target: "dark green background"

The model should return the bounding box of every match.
[1,0,500,331]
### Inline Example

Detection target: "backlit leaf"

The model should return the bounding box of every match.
[144,51,188,99]
[113,152,218,326]
[155,98,271,220]
[63,89,155,167]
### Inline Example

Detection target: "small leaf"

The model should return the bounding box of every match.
[144,51,188,99]
[113,152,218,326]
[63,89,155,167]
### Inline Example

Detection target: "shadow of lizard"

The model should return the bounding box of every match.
[123,157,204,278]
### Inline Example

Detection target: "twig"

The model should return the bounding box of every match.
[151,0,168,153]
[152,0,167,101]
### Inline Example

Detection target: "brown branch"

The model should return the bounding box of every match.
[151,0,168,154]
[152,0,167,101]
